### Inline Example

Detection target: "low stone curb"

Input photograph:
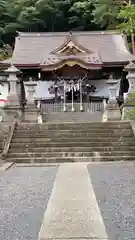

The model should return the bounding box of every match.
[15,163,60,167]
[15,161,129,168]
[0,162,14,172]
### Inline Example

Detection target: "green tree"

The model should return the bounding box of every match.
[68,0,96,30]
[92,0,119,29]
[117,4,135,53]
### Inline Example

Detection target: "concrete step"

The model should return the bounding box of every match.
[7,151,135,158]
[13,129,133,137]
[42,112,102,122]
[8,146,135,153]
[11,136,135,143]
[16,122,131,130]
[9,140,135,149]
[12,135,134,141]
[6,155,135,163]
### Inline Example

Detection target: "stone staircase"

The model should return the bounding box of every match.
[5,121,135,163]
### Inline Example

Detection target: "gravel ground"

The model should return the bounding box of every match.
[0,166,58,240]
[88,162,135,240]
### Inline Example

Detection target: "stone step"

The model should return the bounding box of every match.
[12,134,134,141]
[15,126,132,133]
[6,155,135,163]
[6,121,135,163]
[10,140,135,148]
[16,121,130,127]
[6,151,135,158]
[16,122,130,130]
[13,129,133,136]
[11,136,135,143]
[8,145,135,153]
[42,112,102,122]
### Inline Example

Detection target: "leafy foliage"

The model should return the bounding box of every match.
[92,0,119,29]
[117,4,135,34]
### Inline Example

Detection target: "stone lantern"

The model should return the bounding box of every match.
[122,61,135,120]
[24,77,37,105]
[106,75,118,103]
[2,65,22,121]
[106,75,121,120]
[5,65,20,106]
[124,61,135,96]
[24,78,39,122]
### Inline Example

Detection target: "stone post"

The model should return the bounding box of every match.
[63,81,67,112]
[106,75,121,120]
[122,61,135,119]
[24,79,39,122]
[71,80,75,112]
[79,79,83,112]
[102,99,108,122]
[3,65,22,122]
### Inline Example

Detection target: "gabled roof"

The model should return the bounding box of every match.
[50,33,92,55]
[1,31,135,68]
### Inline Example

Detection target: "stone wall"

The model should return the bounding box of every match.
[0,123,10,153]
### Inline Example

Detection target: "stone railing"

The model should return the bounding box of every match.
[1,121,16,159]
[0,123,10,152]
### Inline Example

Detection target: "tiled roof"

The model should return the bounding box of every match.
[5,31,135,65]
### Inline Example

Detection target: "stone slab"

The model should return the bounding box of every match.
[39,163,108,240]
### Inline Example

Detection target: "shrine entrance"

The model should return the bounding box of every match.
[40,79,103,113]
[40,64,103,113]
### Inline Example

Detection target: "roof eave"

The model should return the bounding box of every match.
[103,61,133,67]
[1,61,130,69]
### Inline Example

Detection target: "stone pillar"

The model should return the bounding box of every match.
[122,61,135,119]
[3,65,22,122]
[79,79,83,112]
[102,99,108,122]
[63,81,67,112]
[106,75,121,120]
[24,79,39,122]
[71,80,75,112]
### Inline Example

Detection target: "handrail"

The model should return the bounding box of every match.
[1,120,17,159]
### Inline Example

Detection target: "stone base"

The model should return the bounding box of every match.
[122,104,135,120]
[2,105,22,122]
[24,104,39,122]
[102,110,108,122]
[7,94,20,107]
[107,103,121,121]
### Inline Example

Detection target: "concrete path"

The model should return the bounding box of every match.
[39,163,108,240]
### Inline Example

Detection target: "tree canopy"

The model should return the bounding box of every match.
[1,0,135,59]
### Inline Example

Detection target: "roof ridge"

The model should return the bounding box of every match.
[17,30,121,37]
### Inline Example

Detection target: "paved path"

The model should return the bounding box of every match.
[0,166,58,240]
[1,162,135,240]
[88,162,135,240]
[39,163,108,240]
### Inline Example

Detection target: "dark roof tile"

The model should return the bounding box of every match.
[9,31,135,65]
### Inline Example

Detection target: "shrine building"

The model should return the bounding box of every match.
[0,31,135,117]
